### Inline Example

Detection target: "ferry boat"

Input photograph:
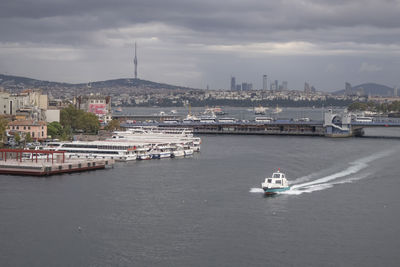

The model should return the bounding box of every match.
[261,169,290,195]
[254,106,268,115]
[218,117,237,123]
[45,141,138,161]
[170,145,185,157]
[272,105,283,114]
[255,117,273,123]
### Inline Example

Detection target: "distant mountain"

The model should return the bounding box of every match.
[333,83,394,96]
[0,74,74,88]
[0,74,194,91]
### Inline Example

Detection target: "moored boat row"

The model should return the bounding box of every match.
[44,126,201,162]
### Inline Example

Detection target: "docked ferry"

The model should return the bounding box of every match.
[45,141,139,161]
[261,170,290,195]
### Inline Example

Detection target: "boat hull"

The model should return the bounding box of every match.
[262,186,290,195]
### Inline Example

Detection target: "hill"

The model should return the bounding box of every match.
[0,74,194,91]
[334,83,394,96]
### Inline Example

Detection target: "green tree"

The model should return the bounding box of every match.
[25,132,33,143]
[105,119,120,131]
[60,105,99,134]
[14,132,21,144]
[0,116,8,145]
[47,121,64,139]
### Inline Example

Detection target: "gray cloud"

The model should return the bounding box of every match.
[0,0,400,90]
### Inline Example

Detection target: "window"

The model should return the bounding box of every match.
[28,126,31,130]
[275,180,282,184]
[24,126,26,130]
[267,179,272,183]
[42,131,44,137]
[32,132,35,137]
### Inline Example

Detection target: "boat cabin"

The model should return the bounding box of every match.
[264,171,289,186]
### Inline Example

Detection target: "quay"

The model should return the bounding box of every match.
[112,114,180,122]
[121,110,400,138]
[0,149,114,176]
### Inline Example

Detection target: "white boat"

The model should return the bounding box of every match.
[182,144,194,156]
[261,169,290,195]
[255,117,273,123]
[273,105,283,114]
[218,118,236,123]
[170,146,185,157]
[254,106,268,115]
[45,141,138,161]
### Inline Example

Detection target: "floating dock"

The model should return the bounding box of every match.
[0,149,114,176]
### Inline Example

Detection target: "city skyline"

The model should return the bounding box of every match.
[1,0,400,91]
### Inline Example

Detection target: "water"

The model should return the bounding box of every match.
[2,131,400,266]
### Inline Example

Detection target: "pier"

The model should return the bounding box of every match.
[0,149,114,176]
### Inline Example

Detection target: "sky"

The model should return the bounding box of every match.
[1,0,400,91]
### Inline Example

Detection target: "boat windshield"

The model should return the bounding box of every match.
[272,173,281,178]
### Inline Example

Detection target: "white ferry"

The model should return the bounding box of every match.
[218,118,237,123]
[255,117,273,123]
[254,106,268,115]
[355,117,373,123]
[170,146,185,157]
[45,141,139,161]
[261,169,290,195]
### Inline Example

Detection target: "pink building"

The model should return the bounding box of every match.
[7,120,47,141]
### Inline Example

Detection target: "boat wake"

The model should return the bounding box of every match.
[251,148,395,196]
[249,188,264,193]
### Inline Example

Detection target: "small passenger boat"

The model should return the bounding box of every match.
[261,169,290,195]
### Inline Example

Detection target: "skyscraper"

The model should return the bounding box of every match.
[134,42,138,79]
[304,82,311,93]
[275,80,279,91]
[282,81,288,91]
[263,75,268,90]
[345,82,352,95]
[231,76,236,91]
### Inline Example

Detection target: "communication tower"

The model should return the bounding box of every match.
[134,42,138,79]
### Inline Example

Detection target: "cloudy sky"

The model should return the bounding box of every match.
[1,0,399,91]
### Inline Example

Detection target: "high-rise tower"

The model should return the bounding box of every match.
[262,75,268,90]
[134,42,138,79]
[231,76,236,91]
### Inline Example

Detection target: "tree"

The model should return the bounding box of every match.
[60,105,100,134]
[105,119,120,131]
[14,132,21,144]
[25,132,33,143]
[47,121,64,139]
[0,116,8,145]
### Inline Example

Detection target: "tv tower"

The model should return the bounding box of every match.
[134,42,138,79]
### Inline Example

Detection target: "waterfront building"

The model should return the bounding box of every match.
[76,94,112,123]
[0,90,48,120]
[7,120,47,141]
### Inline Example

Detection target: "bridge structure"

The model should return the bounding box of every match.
[120,110,400,138]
